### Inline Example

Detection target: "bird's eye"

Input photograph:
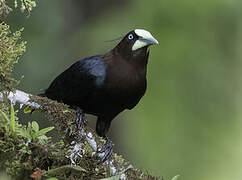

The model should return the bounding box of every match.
[128,34,134,40]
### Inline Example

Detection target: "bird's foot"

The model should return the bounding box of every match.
[65,126,73,136]
[98,137,113,163]
[76,107,87,130]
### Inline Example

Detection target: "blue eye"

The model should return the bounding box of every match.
[128,34,134,40]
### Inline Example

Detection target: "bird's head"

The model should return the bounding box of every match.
[115,29,158,59]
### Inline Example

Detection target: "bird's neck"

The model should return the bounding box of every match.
[130,47,149,68]
[112,46,149,69]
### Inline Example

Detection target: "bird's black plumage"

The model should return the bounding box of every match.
[43,29,158,159]
[45,55,107,114]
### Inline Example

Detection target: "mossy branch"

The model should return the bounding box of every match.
[0,89,159,180]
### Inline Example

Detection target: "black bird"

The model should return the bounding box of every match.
[43,29,158,161]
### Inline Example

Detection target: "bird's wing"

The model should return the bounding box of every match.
[45,55,106,106]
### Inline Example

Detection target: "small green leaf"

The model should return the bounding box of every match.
[37,135,49,144]
[100,175,121,180]
[44,165,86,177]
[31,121,39,132]
[71,165,87,172]
[171,175,180,180]
[38,135,48,140]
[0,109,10,122]
[17,129,32,139]
[47,178,59,180]
[33,126,54,139]
[24,106,40,114]
[62,110,70,113]
[10,104,15,132]
[24,105,33,114]
[27,122,32,135]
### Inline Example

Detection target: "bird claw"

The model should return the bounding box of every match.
[76,107,87,130]
[65,126,73,136]
[98,138,113,163]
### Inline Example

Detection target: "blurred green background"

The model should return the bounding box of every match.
[6,0,242,179]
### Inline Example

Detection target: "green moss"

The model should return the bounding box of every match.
[0,22,26,91]
[0,0,36,17]
[125,169,160,180]
[113,153,125,165]
[30,95,76,132]
[84,141,94,155]
[0,0,12,17]
[16,0,36,13]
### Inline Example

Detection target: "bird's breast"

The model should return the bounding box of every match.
[103,64,147,109]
